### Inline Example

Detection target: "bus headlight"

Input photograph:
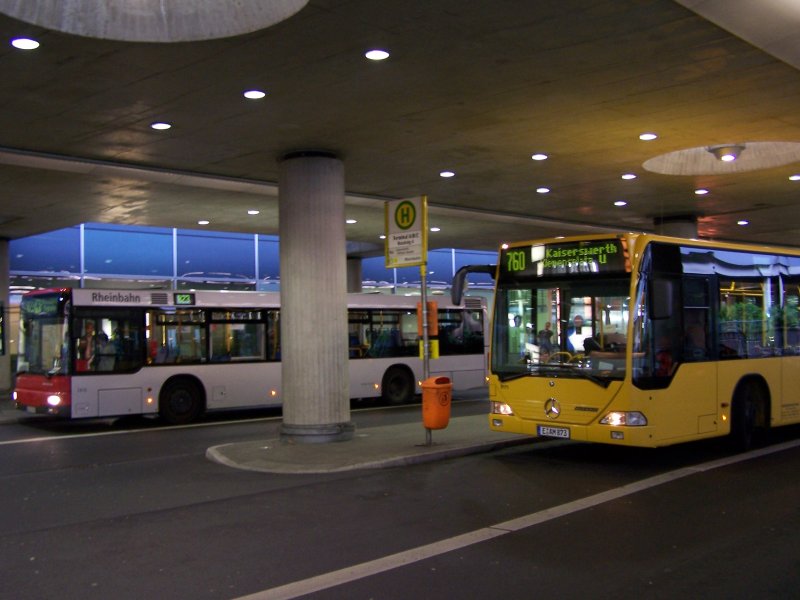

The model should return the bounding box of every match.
[47,395,62,407]
[600,411,647,426]
[491,401,514,416]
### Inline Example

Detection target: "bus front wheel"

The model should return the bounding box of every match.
[381,366,415,404]
[160,378,204,425]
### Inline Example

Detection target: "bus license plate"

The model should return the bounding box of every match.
[538,425,570,439]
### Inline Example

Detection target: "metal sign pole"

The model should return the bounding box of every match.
[421,263,430,381]
[421,263,432,446]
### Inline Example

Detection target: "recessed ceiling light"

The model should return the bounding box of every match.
[365,49,390,61]
[531,153,548,161]
[439,170,455,178]
[379,234,386,240]
[11,37,39,50]
[536,187,550,194]
[430,227,441,232]
[248,209,260,215]
[243,90,266,99]
[614,200,627,207]
[346,219,357,224]
[151,122,172,130]
[737,219,749,226]
[198,220,209,225]
[621,173,637,180]
[790,174,800,181]
[694,188,709,195]
[639,132,658,141]
[554,236,565,239]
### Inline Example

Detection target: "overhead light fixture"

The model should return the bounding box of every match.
[243,90,266,99]
[694,188,709,195]
[536,187,550,194]
[708,144,745,162]
[365,49,390,61]
[639,132,658,141]
[11,37,39,50]
[621,173,637,180]
[614,200,627,207]
[346,219,357,224]
[439,170,455,178]
[531,153,548,161]
[151,122,172,130]
[0,0,310,42]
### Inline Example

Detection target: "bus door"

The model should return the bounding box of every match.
[634,274,718,439]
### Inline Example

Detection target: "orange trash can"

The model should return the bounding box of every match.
[422,376,452,430]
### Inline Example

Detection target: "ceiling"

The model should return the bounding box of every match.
[1,0,800,256]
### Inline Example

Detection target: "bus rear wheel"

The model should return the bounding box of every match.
[730,381,760,452]
[160,378,204,425]
[381,366,415,404]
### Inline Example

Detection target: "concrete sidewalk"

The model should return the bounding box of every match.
[2,390,538,474]
[206,414,536,474]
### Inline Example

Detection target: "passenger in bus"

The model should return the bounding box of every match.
[654,334,677,376]
[77,320,96,371]
[95,332,115,371]
[567,315,588,353]
[537,322,554,353]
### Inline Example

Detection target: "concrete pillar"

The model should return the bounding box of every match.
[0,239,9,393]
[346,258,362,293]
[654,215,698,239]
[278,151,354,443]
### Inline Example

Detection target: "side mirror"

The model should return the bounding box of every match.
[650,278,674,320]
[451,264,496,305]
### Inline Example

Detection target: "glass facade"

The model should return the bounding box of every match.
[10,223,497,297]
[6,223,497,359]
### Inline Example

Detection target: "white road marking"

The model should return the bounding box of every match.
[233,438,800,600]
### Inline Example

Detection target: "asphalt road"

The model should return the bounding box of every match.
[1,400,799,600]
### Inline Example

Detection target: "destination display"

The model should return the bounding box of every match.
[174,293,196,305]
[500,239,629,279]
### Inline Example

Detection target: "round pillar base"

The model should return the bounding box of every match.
[280,421,355,444]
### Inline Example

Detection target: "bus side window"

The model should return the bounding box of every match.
[682,278,711,362]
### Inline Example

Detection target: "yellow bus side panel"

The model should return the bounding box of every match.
[780,355,800,425]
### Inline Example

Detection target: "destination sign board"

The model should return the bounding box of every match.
[499,239,629,279]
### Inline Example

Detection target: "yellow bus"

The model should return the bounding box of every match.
[461,233,800,449]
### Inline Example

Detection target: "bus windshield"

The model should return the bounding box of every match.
[493,279,630,383]
[17,291,70,376]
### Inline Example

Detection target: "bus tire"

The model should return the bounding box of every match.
[159,377,205,425]
[381,366,415,404]
[729,380,760,452]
